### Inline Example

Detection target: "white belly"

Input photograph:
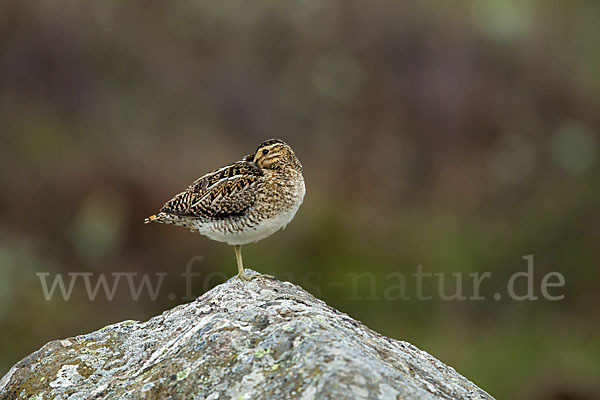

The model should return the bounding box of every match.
[207,207,299,245]
[193,180,305,246]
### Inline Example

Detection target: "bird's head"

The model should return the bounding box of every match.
[251,139,302,172]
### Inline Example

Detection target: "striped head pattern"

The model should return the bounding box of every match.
[251,139,303,172]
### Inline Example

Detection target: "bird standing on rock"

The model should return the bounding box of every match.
[145,139,305,281]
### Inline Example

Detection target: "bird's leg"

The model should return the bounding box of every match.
[233,245,275,281]
[234,245,250,281]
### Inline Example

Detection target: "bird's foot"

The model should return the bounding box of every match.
[237,272,251,282]
[236,269,275,282]
[249,273,275,281]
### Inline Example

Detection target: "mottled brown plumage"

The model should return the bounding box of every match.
[160,161,262,220]
[145,139,305,281]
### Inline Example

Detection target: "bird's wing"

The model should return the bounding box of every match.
[160,160,263,219]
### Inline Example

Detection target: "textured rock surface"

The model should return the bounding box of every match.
[1,270,494,400]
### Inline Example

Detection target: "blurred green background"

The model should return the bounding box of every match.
[1,1,599,399]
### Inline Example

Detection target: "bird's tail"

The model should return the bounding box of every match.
[144,213,164,224]
[144,212,189,228]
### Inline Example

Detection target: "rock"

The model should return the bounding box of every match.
[0,270,494,400]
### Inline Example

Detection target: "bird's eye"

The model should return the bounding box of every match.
[262,149,269,155]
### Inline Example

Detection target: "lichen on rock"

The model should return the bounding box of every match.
[0,270,494,400]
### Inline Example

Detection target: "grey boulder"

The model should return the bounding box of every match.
[1,270,494,400]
